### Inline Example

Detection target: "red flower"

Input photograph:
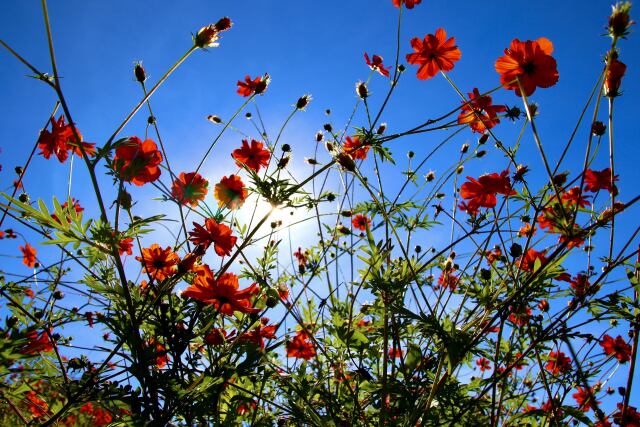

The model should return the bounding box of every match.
[182,265,259,315]
[392,0,422,8]
[561,187,590,207]
[232,139,271,172]
[570,274,597,298]
[112,136,163,186]
[437,270,459,291]
[352,214,371,231]
[476,357,491,372]
[508,305,532,326]
[364,53,391,77]
[573,386,600,412]
[286,330,316,360]
[189,218,237,256]
[214,175,248,210]
[25,391,48,417]
[600,334,632,363]
[604,57,627,97]
[204,328,236,345]
[19,330,54,355]
[613,403,640,427]
[584,168,619,195]
[495,37,559,96]
[171,172,209,207]
[135,244,180,282]
[237,74,270,97]
[459,169,515,213]
[458,88,507,134]
[545,350,571,374]
[37,115,95,163]
[20,243,37,268]
[118,237,133,256]
[406,28,462,80]
[517,248,548,273]
[343,135,370,160]
[239,319,277,349]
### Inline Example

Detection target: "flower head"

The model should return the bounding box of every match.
[584,168,619,195]
[458,88,507,133]
[351,214,371,231]
[194,17,233,48]
[232,139,271,172]
[214,175,248,210]
[171,172,209,207]
[286,330,316,359]
[135,244,180,282]
[20,243,37,268]
[600,334,632,363]
[364,53,391,77]
[182,265,259,315]
[406,28,462,80]
[545,350,571,374]
[37,116,95,163]
[392,0,422,9]
[19,330,54,355]
[343,135,370,160]
[459,169,515,213]
[495,38,559,96]
[189,218,237,256]
[112,136,163,186]
[604,56,627,97]
[237,74,270,97]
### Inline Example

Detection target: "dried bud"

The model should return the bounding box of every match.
[117,189,132,210]
[408,151,415,158]
[134,62,147,83]
[323,123,333,132]
[461,143,469,154]
[415,245,422,253]
[505,106,522,121]
[591,121,606,136]
[315,131,324,142]
[456,165,464,174]
[324,141,334,152]
[305,157,319,165]
[207,115,222,124]
[277,156,290,169]
[356,81,369,99]
[337,224,350,235]
[608,2,633,39]
[537,299,549,312]
[377,123,387,135]
[336,152,356,172]
[552,172,569,187]
[18,193,29,203]
[478,134,489,144]
[476,150,487,158]
[15,166,24,175]
[326,192,336,202]
[296,94,312,110]
[425,171,435,182]
[194,25,219,48]
[214,17,233,32]
[513,164,529,182]
[340,210,353,217]
[282,144,291,152]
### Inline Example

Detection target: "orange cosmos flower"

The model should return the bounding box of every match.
[19,330,54,355]
[495,37,559,97]
[135,244,180,282]
[37,115,95,163]
[459,169,515,214]
[232,139,271,172]
[182,265,259,315]
[51,198,84,224]
[20,243,37,268]
[25,391,49,417]
[605,56,627,97]
[573,387,600,412]
[392,0,422,9]
[351,214,371,231]
[343,135,370,160]
[457,88,507,134]
[237,74,270,97]
[189,218,237,256]
[476,357,491,372]
[545,350,571,374]
[171,172,209,206]
[600,334,632,363]
[118,237,133,256]
[584,168,619,195]
[437,270,459,291]
[286,330,316,360]
[406,28,462,80]
[517,248,548,273]
[214,175,248,210]
[112,136,163,186]
[239,319,277,349]
[364,53,391,77]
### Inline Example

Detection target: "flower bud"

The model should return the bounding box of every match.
[207,115,222,124]
[214,17,233,32]
[591,121,606,136]
[608,2,633,39]
[134,62,146,83]
[315,131,324,142]
[377,123,387,135]
[425,171,435,182]
[336,152,356,172]
[356,81,369,99]
[296,94,312,110]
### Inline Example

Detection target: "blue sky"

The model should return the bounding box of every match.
[1,0,639,418]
